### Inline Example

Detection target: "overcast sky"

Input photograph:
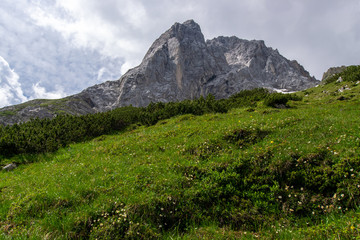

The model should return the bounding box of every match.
[0,0,359,107]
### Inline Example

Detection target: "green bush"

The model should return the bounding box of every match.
[0,89,270,161]
[264,93,291,107]
[324,65,360,84]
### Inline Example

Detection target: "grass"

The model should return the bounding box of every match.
[0,110,16,117]
[1,75,360,239]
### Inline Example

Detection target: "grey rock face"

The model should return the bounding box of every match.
[0,20,318,125]
[79,20,317,111]
[3,163,16,171]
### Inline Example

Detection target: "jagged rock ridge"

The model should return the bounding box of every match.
[0,20,318,125]
[78,20,317,109]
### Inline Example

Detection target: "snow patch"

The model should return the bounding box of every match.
[271,88,297,94]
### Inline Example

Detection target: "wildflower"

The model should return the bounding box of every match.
[300,187,304,191]
[278,196,282,199]
[341,194,344,198]
[350,169,354,172]
[271,141,274,144]
[338,206,342,210]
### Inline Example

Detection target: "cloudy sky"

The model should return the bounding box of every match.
[0,0,359,108]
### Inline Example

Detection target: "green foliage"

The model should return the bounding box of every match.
[224,128,269,148]
[263,93,302,108]
[1,81,360,239]
[324,65,360,84]
[0,106,142,160]
[139,94,228,126]
[227,88,269,108]
[263,93,290,107]
[0,90,269,161]
[0,110,16,117]
[1,93,360,239]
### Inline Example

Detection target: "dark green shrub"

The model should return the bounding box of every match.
[263,93,290,108]
[324,65,360,84]
[0,89,271,160]
[224,128,269,148]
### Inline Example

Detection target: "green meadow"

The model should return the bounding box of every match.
[1,66,360,239]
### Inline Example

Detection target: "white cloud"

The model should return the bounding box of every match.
[31,82,65,99]
[29,0,148,73]
[0,56,28,107]
[1,0,360,109]
[0,0,123,102]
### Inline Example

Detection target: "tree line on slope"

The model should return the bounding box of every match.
[0,88,297,160]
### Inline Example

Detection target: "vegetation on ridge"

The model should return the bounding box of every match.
[0,66,359,239]
[0,88,274,160]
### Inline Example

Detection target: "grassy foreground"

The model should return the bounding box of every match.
[1,68,360,239]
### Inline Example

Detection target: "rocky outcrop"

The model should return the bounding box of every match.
[0,20,318,125]
[321,66,347,82]
[3,163,17,171]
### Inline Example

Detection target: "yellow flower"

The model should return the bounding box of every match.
[271,141,274,144]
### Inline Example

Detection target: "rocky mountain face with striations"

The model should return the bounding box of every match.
[0,20,318,125]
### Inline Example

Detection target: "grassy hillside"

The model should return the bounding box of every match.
[1,66,360,239]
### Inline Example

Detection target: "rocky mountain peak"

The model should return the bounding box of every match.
[0,20,319,125]
[172,19,202,36]
[143,20,205,62]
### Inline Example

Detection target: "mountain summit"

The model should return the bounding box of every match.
[77,19,317,109]
[0,20,318,125]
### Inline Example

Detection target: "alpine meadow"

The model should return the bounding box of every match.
[1,66,360,239]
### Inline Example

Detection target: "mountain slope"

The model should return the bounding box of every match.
[0,66,359,238]
[0,20,317,125]
[79,20,317,109]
